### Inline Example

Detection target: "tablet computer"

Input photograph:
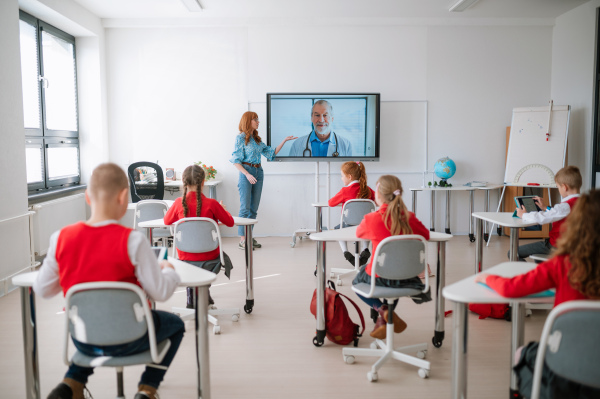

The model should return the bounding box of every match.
[152,247,168,261]
[514,196,541,213]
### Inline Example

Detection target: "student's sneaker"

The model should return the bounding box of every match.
[358,248,371,266]
[343,251,355,266]
[238,240,245,250]
[47,378,92,399]
[252,238,262,248]
[134,385,160,399]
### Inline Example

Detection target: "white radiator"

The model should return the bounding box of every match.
[30,193,87,256]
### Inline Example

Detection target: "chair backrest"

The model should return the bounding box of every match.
[366,235,429,298]
[133,200,169,230]
[173,217,224,264]
[63,282,161,365]
[128,162,164,203]
[341,199,377,226]
[531,300,600,398]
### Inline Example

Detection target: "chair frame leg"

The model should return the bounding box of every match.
[116,367,125,399]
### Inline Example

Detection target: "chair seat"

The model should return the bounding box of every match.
[352,282,422,299]
[71,339,171,368]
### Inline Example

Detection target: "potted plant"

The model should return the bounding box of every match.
[194,162,217,181]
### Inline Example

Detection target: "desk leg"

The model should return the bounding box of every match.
[195,286,211,399]
[510,303,526,399]
[146,227,153,245]
[412,191,417,214]
[244,225,254,314]
[451,302,468,399]
[208,186,217,200]
[484,190,490,242]
[430,191,436,232]
[469,191,475,242]
[475,218,483,273]
[20,287,40,399]
[314,240,326,347]
[509,228,519,262]
[445,191,451,234]
[433,241,446,348]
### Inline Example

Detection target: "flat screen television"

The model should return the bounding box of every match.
[266,93,380,161]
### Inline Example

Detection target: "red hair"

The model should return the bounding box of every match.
[238,111,262,145]
[341,161,370,199]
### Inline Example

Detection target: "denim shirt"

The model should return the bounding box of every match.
[230,133,275,165]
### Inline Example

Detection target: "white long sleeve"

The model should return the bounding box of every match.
[521,194,580,225]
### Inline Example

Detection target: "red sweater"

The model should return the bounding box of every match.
[56,222,140,294]
[164,192,234,261]
[548,196,579,246]
[328,182,375,207]
[485,255,589,307]
[356,203,430,276]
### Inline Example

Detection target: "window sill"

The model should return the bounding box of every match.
[28,184,87,205]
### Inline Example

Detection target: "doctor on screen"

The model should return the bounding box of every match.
[288,100,352,157]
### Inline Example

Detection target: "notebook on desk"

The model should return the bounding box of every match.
[477,282,555,298]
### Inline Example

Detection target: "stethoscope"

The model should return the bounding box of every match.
[302,132,339,157]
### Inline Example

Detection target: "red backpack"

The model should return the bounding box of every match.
[310,281,365,346]
[469,303,511,321]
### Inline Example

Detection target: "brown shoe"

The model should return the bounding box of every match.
[384,310,408,334]
[48,378,90,399]
[370,305,387,339]
[134,384,159,399]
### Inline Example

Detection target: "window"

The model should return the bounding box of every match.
[19,11,80,193]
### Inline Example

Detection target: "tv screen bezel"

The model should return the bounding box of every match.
[266,92,381,162]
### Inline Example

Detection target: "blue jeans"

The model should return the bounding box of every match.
[237,165,264,236]
[509,239,554,261]
[65,310,185,389]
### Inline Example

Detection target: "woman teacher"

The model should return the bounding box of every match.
[230,111,296,249]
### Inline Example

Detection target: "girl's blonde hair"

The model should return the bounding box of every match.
[377,175,412,236]
[554,189,600,298]
[239,111,262,146]
[181,165,205,217]
[341,161,370,199]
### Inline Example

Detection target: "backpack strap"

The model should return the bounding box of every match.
[337,292,366,336]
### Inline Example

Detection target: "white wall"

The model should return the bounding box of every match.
[551,0,599,190]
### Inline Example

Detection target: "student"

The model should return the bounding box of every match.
[163,164,235,307]
[353,175,430,339]
[476,189,600,398]
[514,165,581,261]
[33,163,182,399]
[328,161,375,266]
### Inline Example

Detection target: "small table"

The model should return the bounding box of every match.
[309,226,452,348]
[138,217,259,314]
[12,258,216,399]
[443,262,554,399]
[472,212,539,273]
[164,180,222,199]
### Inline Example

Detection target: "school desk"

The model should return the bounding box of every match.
[443,262,554,399]
[11,258,216,399]
[309,226,452,348]
[472,212,539,273]
[138,216,258,314]
[163,180,222,199]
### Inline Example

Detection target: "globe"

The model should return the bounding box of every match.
[434,157,456,180]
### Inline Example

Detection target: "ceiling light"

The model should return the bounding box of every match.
[448,0,479,12]
[180,0,203,12]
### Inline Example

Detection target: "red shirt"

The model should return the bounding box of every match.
[56,222,140,295]
[485,255,589,307]
[356,203,430,276]
[164,192,235,261]
[328,182,375,207]
[548,196,579,246]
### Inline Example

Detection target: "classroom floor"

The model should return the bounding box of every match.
[0,235,549,399]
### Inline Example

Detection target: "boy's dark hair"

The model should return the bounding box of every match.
[555,166,582,191]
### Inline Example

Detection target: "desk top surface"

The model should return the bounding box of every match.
[309,226,452,242]
[12,257,215,288]
[138,216,257,229]
[443,262,554,304]
[472,212,539,227]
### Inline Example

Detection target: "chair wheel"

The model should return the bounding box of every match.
[417,350,427,359]
[337,279,343,286]
[232,314,240,322]
[243,304,253,314]
[432,336,442,348]
[213,325,221,334]
[367,371,378,382]
[418,368,429,379]
[290,242,295,248]
[330,272,335,278]
[344,355,355,364]
[370,342,378,349]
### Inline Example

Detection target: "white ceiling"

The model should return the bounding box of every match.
[70,0,589,21]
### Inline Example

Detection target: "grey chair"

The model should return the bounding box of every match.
[342,235,431,382]
[133,200,171,247]
[171,217,240,334]
[64,282,171,399]
[330,199,377,286]
[530,300,600,399]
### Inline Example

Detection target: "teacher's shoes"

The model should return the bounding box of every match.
[252,238,262,248]
[47,378,91,399]
[238,239,261,249]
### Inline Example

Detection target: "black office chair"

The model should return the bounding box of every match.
[127,162,164,203]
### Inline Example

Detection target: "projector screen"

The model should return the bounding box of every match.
[266,93,380,161]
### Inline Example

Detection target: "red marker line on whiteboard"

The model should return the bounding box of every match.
[546,100,553,141]
[527,183,540,186]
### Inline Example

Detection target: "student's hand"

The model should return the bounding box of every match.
[533,196,544,208]
[219,200,227,211]
[516,205,527,218]
[245,173,257,184]
[474,273,490,284]
[160,260,174,270]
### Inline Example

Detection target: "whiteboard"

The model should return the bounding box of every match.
[248,101,427,174]
[504,105,570,187]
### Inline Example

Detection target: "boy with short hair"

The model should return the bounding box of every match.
[514,165,582,261]
[33,163,183,399]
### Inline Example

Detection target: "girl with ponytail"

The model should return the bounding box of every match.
[353,175,430,340]
[328,161,376,266]
[164,164,235,307]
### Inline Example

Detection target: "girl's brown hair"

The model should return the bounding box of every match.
[341,161,371,199]
[554,189,600,298]
[377,175,412,236]
[239,111,262,146]
[181,165,205,217]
